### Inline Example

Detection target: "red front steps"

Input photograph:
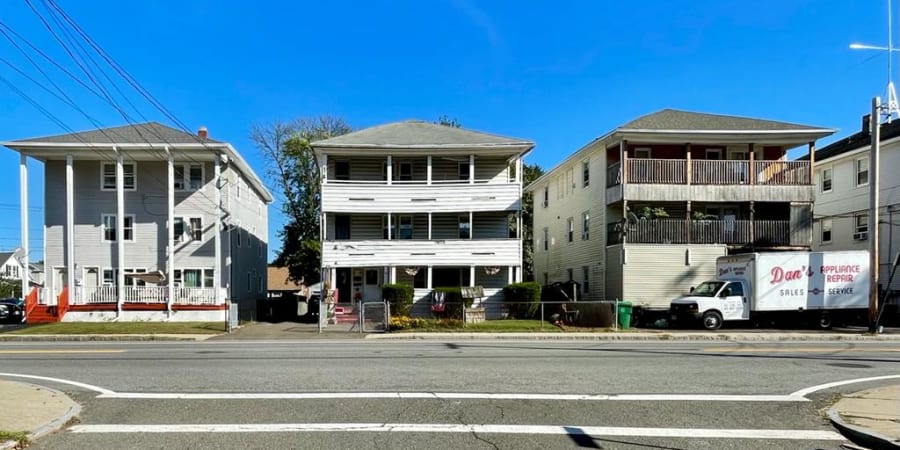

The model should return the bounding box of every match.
[26,305,59,324]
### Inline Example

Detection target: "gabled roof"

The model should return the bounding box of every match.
[620,109,829,132]
[798,118,900,162]
[311,120,533,151]
[0,252,15,266]
[10,122,222,145]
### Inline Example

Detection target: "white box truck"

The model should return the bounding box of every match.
[669,251,870,330]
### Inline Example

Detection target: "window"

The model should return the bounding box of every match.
[856,157,869,187]
[247,270,254,292]
[582,160,590,187]
[335,161,350,180]
[543,228,549,251]
[458,162,469,181]
[189,217,203,241]
[582,266,590,295]
[178,269,202,287]
[174,217,185,243]
[822,218,832,243]
[581,211,590,240]
[458,215,471,239]
[101,163,136,190]
[567,217,574,243]
[856,214,868,234]
[634,148,652,159]
[101,214,134,242]
[236,221,242,247]
[258,275,264,293]
[705,148,722,160]
[821,168,833,193]
[382,216,391,239]
[124,268,147,287]
[236,181,242,199]
[203,269,214,288]
[102,269,115,286]
[567,268,574,282]
[174,164,204,191]
[398,216,413,239]
[542,186,549,208]
[336,215,351,240]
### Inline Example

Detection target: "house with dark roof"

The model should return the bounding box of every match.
[0,249,26,291]
[526,109,834,313]
[2,123,272,323]
[312,120,533,315]
[803,115,900,292]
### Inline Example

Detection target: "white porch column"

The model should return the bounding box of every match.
[386,155,392,185]
[426,265,433,289]
[387,213,392,240]
[427,213,432,240]
[516,266,522,283]
[469,154,474,184]
[214,154,223,305]
[19,153,29,300]
[426,155,432,185]
[321,154,328,183]
[166,148,175,314]
[65,155,75,304]
[468,211,473,239]
[508,266,513,285]
[516,157,523,183]
[116,150,125,315]
[389,266,396,284]
[469,265,475,287]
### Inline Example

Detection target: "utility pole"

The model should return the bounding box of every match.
[870,96,881,332]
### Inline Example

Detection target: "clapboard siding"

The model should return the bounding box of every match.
[620,244,726,309]
[321,183,520,213]
[322,239,519,267]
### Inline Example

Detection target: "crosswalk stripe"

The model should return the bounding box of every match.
[68,423,845,440]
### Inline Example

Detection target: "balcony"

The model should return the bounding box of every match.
[605,219,811,247]
[321,181,520,213]
[606,159,814,204]
[71,286,223,306]
[321,238,520,267]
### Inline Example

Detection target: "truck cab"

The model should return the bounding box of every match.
[669,280,749,330]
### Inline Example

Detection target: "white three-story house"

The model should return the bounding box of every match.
[3,122,271,322]
[312,121,533,314]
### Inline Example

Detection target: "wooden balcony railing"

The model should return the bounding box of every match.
[610,159,810,186]
[606,219,807,246]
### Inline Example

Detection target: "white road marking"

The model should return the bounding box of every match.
[98,392,806,402]
[0,372,115,395]
[67,423,845,440]
[789,374,900,398]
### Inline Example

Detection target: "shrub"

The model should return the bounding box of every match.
[389,315,463,331]
[502,282,542,319]
[434,286,470,319]
[382,283,414,317]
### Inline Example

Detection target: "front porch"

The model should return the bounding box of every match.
[26,286,227,323]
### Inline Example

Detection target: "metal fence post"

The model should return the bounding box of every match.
[540,303,544,329]
[614,298,619,331]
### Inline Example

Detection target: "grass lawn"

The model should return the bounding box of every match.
[0,431,29,446]
[7,321,225,335]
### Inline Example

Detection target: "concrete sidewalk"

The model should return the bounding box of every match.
[0,333,216,342]
[367,331,900,341]
[0,381,80,449]
[828,384,900,450]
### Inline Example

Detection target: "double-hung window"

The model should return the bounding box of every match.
[397,216,413,239]
[101,163,136,190]
[101,214,134,242]
[856,157,869,187]
[567,217,574,243]
[174,164,204,191]
[189,217,203,241]
[821,168,832,193]
[581,211,590,240]
[821,218,833,243]
[582,160,590,187]
[458,215,471,239]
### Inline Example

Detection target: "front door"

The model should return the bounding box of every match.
[83,267,99,287]
[363,269,380,302]
[336,268,351,304]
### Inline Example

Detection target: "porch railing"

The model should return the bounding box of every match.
[173,287,218,305]
[606,219,796,246]
[73,286,118,304]
[123,286,168,304]
[611,159,810,186]
[71,286,223,305]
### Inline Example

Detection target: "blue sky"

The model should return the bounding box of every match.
[0,0,894,261]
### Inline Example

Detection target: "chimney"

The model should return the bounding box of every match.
[862,114,871,135]
[198,126,208,141]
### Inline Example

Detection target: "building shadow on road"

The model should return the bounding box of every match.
[563,427,686,449]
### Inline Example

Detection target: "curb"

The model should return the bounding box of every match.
[0,382,81,450]
[827,408,900,450]
[366,332,900,341]
[0,334,216,342]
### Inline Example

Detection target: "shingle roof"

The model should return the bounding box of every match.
[798,118,900,161]
[0,252,15,265]
[12,122,221,145]
[620,109,828,132]
[311,120,533,148]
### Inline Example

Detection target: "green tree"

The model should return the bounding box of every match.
[521,163,544,281]
[250,116,353,284]
[435,115,461,128]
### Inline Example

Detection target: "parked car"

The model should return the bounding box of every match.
[0,298,25,324]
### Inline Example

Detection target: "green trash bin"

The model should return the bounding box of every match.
[617,301,633,330]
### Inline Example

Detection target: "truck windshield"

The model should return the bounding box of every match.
[692,281,724,297]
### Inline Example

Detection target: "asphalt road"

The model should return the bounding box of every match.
[1,340,898,449]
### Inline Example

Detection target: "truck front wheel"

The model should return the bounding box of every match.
[701,311,723,330]
[817,312,833,330]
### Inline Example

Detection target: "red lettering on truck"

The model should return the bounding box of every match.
[769,265,813,284]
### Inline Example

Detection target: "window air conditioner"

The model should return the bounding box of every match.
[853,231,868,241]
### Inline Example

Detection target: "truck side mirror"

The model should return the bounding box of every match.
[689,286,695,293]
